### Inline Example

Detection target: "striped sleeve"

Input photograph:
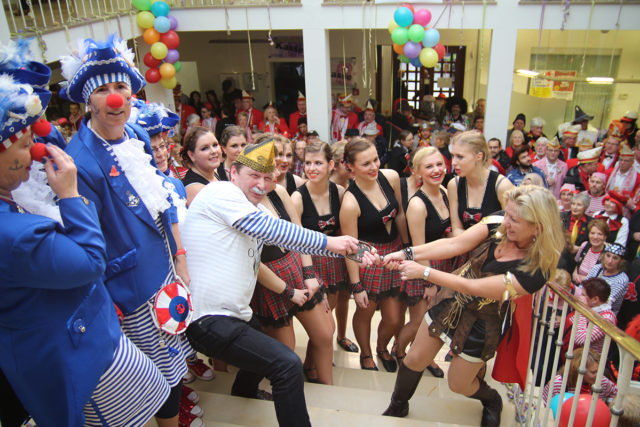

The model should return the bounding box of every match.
[232,210,339,257]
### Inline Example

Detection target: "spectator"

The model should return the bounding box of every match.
[506,145,547,187]
[569,278,617,354]
[585,243,629,314]
[488,137,510,173]
[562,191,593,252]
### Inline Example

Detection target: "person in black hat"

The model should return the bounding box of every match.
[572,105,598,133]
[506,113,526,145]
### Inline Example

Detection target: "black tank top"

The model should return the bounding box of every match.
[182,169,210,187]
[298,182,341,236]
[400,177,410,213]
[260,191,291,262]
[285,172,297,195]
[348,173,399,243]
[413,189,451,243]
[217,163,229,181]
[457,170,502,229]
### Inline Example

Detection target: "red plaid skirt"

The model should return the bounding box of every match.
[360,237,402,302]
[312,255,347,293]
[251,251,324,327]
[401,258,454,306]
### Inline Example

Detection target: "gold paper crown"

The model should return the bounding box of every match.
[619,143,634,158]
[297,91,306,100]
[547,136,561,149]
[237,138,275,173]
[365,101,374,112]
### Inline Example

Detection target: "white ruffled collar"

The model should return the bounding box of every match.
[11,163,63,224]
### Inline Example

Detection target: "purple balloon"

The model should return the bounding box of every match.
[165,49,180,64]
[403,41,421,59]
[168,15,178,31]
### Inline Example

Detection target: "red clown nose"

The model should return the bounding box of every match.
[30,142,48,162]
[106,93,125,109]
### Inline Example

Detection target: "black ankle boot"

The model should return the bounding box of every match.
[469,378,503,426]
[382,362,423,417]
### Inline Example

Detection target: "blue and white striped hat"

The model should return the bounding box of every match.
[58,34,145,104]
[130,101,179,137]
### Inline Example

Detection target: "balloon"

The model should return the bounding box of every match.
[419,47,438,68]
[413,9,432,26]
[392,43,405,55]
[150,41,168,60]
[408,24,425,43]
[434,42,446,60]
[559,394,611,427]
[168,15,178,31]
[398,54,410,63]
[145,67,161,83]
[391,27,409,45]
[409,57,422,68]
[394,7,413,28]
[422,28,440,48]
[136,11,155,29]
[550,393,574,419]
[150,0,169,17]
[388,20,399,35]
[160,30,180,49]
[402,3,415,14]
[160,76,177,89]
[154,16,171,33]
[159,62,176,79]
[143,28,160,45]
[143,52,162,68]
[165,49,180,63]
[403,41,421,59]
[132,0,151,11]
[173,61,182,72]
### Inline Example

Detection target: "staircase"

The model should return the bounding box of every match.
[167,301,517,426]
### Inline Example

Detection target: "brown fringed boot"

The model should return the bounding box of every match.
[468,378,503,426]
[382,362,423,417]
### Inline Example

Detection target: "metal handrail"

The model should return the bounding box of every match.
[546,279,640,361]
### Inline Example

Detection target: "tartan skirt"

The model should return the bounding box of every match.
[252,251,324,327]
[360,237,403,302]
[311,254,347,293]
[400,258,454,306]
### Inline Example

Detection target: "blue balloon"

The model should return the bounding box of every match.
[153,16,171,33]
[409,57,422,68]
[550,392,574,419]
[422,28,440,48]
[150,0,170,17]
[394,7,414,28]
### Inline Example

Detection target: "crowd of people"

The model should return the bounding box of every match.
[1,33,640,427]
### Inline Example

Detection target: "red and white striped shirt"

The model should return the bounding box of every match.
[543,374,617,404]
[565,303,617,354]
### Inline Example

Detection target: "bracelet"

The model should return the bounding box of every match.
[280,283,296,299]
[402,246,414,261]
[423,266,431,282]
[501,272,518,303]
[174,248,186,257]
[302,266,315,280]
[350,281,365,293]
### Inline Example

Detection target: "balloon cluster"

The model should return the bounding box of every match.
[133,0,182,89]
[389,4,445,69]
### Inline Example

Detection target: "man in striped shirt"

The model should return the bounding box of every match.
[182,138,370,427]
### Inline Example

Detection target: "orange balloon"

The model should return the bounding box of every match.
[393,43,405,55]
[143,28,161,45]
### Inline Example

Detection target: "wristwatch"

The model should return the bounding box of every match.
[423,266,432,281]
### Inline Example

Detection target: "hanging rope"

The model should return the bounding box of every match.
[224,0,230,35]
[561,0,570,31]
[342,31,347,96]
[608,0,624,77]
[459,1,464,48]
[266,0,274,45]
[245,8,256,91]
[477,0,486,102]
[538,0,546,49]
[361,0,367,89]
[579,0,595,75]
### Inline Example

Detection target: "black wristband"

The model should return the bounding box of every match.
[402,246,414,261]
[351,281,365,293]
[302,266,315,280]
[280,283,295,299]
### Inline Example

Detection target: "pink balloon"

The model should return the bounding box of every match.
[168,15,178,31]
[413,9,432,27]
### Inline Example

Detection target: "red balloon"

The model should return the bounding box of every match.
[106,93,125,109]
[31,118,52,137]
[559,394,611,427]
[30,142,48,162]
[402,3,415,14]
[434,43,446,60]
[143,52,162,68]
[160,30,180,50]
[145,67,161,83]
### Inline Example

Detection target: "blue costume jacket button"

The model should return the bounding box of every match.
[112,264,121,273]
[73,319,86,333]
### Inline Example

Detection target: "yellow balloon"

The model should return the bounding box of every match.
[419,47,438,68]
[150,42,168,60]
[136,11,155,29]
[160,76,177,89]
[388,20,399,35]
[159,62,176,79]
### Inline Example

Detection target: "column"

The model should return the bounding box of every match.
[484,26,518,147]
[302,27,332,142]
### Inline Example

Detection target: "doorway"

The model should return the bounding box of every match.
[272,61,305,121]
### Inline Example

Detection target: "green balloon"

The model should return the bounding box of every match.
[132,0,151,11]
[398,54,410,63]
[408,24,425,43]
[391,28,409,46]
[173,60,181,72]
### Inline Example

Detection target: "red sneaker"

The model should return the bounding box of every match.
[182,384,199,404]
[178,408,204,427]
[187,358,215,381]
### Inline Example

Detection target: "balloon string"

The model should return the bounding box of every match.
[245,8,255,91]
[607,0,623,77]
[561,0,570,31]
[224,1,230,35]
[342,30,347,96]
[459,1,464,48]
[477,0,486,102]
[361,0,367,89]
[538,0,546,49]
[579,0,594,75]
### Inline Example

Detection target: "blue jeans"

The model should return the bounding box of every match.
[186,315,311,427]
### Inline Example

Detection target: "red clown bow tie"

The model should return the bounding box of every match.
[463,211,482,224]
[382,208,397,224]
[318,217,336,230]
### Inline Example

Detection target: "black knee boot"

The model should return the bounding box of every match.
[382,362,423,417]
[468,378,503,426]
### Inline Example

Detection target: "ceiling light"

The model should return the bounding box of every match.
[516,69,539,78]
[586,77,614,84]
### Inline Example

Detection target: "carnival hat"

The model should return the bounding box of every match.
[58,34,145,104]
[0,75,51,152]
[621,111,638,123]
[297,90,306,100]
[604,242,625,257]
[237,136,275,173]
[547,136,561,150]
[619,143,634,159]
[572,105,593,123]
[563,124,581,136]
[577,146,602,163]
[590,172,607,184]
[513,113,526,125]
[363,122,379,136]
[603,190,628,216]
[608,120,625,140]
[242,90,253,100]
[0,39,51,88]
[365,101,375,112]
[559,183,576,194]
[338,94,352,106]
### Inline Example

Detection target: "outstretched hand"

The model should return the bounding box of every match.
[327,236,379,265]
